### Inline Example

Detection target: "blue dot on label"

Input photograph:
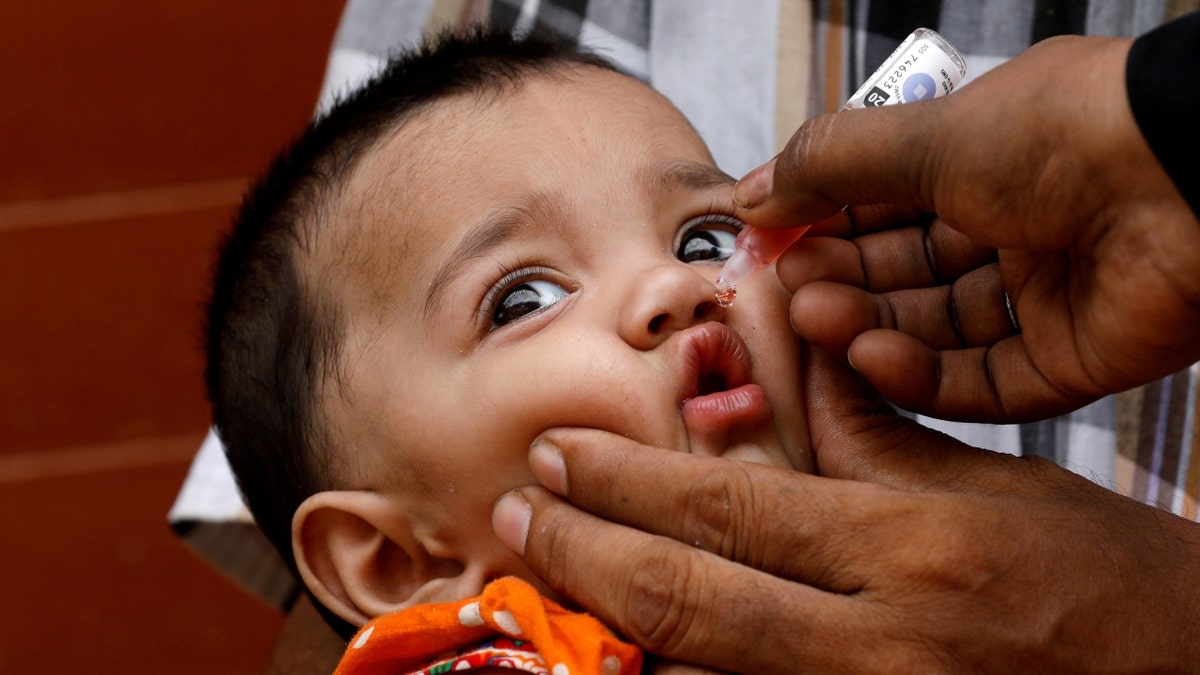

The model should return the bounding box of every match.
[902,72,937,102]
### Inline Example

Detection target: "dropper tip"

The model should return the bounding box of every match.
[714,247,759,307]
[715,248,756,289]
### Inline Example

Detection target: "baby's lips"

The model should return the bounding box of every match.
[671,322,775,455]
[682,382,773,437]
[674,322,753,405]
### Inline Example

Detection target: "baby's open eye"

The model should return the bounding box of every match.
[676,214,742,264]
[491,278,569,328]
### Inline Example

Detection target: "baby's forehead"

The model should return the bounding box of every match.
[319,68,674,252]
[308,62,713,320]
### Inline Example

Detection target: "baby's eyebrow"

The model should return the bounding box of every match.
[423,193,563,321]
[645,160,736,193]
[422,162,731,321]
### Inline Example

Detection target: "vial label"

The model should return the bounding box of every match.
[845,31,966,110]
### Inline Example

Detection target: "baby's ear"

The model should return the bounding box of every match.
[292,491,467,626]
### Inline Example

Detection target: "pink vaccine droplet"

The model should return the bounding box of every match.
[714,283,736,308]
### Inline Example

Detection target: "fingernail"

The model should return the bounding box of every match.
[492,491,531,554]
[846,350,859,373]
[733,157,777,209]
[529,438,568,496]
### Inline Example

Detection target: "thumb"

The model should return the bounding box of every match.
[734,103,944,231]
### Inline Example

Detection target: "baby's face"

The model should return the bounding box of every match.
[319,66,811,590]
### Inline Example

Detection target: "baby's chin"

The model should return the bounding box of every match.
[678,411,800,469]
[713,440,796,468]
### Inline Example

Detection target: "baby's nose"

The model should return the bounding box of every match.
[618,264,724,350]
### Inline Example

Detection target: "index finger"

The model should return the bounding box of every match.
[523,429,896,592]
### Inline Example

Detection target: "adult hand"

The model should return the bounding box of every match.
[733,34,1200,422]
[492,351,1200,673]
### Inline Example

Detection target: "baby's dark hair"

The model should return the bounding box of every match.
[204,28,616,598]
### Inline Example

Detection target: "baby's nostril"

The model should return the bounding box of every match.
[694,300,718,321]
[648,313,667,333]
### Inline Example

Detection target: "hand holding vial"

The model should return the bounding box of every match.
[714,28,966,306]
[734,32,1200,422]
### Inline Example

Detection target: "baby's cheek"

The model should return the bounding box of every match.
[740,281,810,469]
[509,355,683,451]
[762,270,798,323]
[740,278,802,365]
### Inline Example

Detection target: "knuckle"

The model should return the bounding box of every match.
[786,115,835,171]
[904,506,999,594]
[529,500,578,583]
[677,462,762,564]
[620,539,705,654]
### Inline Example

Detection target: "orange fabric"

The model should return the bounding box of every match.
[335,577,642,675]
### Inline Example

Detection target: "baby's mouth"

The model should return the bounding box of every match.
[696,371,729,397]
[676,323,774,457]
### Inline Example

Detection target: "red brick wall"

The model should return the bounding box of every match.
[0,2,348,671]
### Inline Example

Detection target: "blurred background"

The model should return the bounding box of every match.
[0,2,349,672]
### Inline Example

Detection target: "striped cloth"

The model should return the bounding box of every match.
[169,0,1200,608]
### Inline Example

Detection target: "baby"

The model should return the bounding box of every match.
[206,28,813,674]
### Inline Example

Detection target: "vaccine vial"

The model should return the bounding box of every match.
[844,28,967,110]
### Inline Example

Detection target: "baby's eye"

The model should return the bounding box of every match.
[676,214,742,264]
[492,278,569,328]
